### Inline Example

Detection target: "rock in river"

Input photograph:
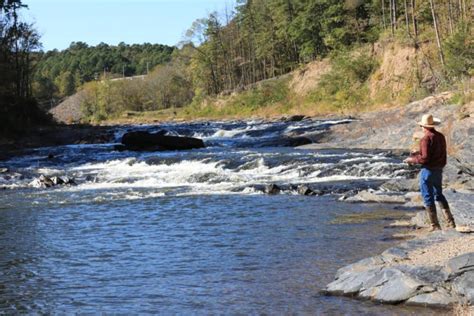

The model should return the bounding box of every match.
[121,131,205,151]
[265,184,281,195]
[30,175,76,188]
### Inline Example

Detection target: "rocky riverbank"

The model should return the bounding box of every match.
[326,190,474,309]
[299,92,473,190]
[299,93,473,311]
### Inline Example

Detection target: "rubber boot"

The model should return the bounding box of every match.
[426,205,441,232]
[438,201,456,228]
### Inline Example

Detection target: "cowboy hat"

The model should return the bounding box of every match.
[418,114,441,128]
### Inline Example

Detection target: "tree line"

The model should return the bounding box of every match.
[187,0,472,98]
[0,0,49,135]
[33,42,175,106]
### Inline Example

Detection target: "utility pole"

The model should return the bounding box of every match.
[122,65,125,78]
[146,62,150,75]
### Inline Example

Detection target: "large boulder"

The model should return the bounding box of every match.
[121,131,205,151]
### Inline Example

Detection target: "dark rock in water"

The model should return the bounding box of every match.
[121,131,205,151]
[285,115,307,122]
[30,175,76,188]
[60,176,76,185]
[51,176,65,185]
[114,144,128,151]
[297,185,316,196]
[286,136,312,147]
[39,174,54,187]
[257,136,312,147]
[48,153,55,159]
[265,184,281,195]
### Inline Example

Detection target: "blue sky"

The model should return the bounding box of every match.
[23,0,235,51]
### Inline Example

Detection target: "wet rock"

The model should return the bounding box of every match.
[285,136,312,147]
[345,190,406,204]
[256,136,313,147]
[48,153,55,159]
[361,268,428,303]
[327,264,446,305]
[60,176,76,185]
[50,176,65,185]
[0,168,8,173]
[39,174,54,187]
[121,131,205,151]
[406,289,457,307]
[326,266,384,296]
[113,144,128,151]
[297,185,316,196]
[284,115,307,122]
[265,184,281,195]
[29,175,76,188]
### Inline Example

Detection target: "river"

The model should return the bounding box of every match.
[0,119,442,314]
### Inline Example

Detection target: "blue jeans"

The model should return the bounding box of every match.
[419,168,447,207]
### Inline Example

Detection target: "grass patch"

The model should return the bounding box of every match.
[181,76,293,119]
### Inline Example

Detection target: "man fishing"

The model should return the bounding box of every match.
[404,114,456,231]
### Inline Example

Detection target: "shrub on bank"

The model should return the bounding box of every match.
[306,51,378,110]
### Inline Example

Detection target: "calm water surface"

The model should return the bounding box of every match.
[0,119,443,314]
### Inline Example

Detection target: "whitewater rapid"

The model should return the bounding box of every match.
[0,118,414,203]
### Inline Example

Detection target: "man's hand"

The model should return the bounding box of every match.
[404,157,416,165]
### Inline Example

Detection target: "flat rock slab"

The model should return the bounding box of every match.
[344,190,407,204]
[407,289,457,307]
[325,232,474,307]
[446,252,474,278]
[452,271,474,305]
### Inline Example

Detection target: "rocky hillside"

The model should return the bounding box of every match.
[49,90,88,124]
[300,92,473,189]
